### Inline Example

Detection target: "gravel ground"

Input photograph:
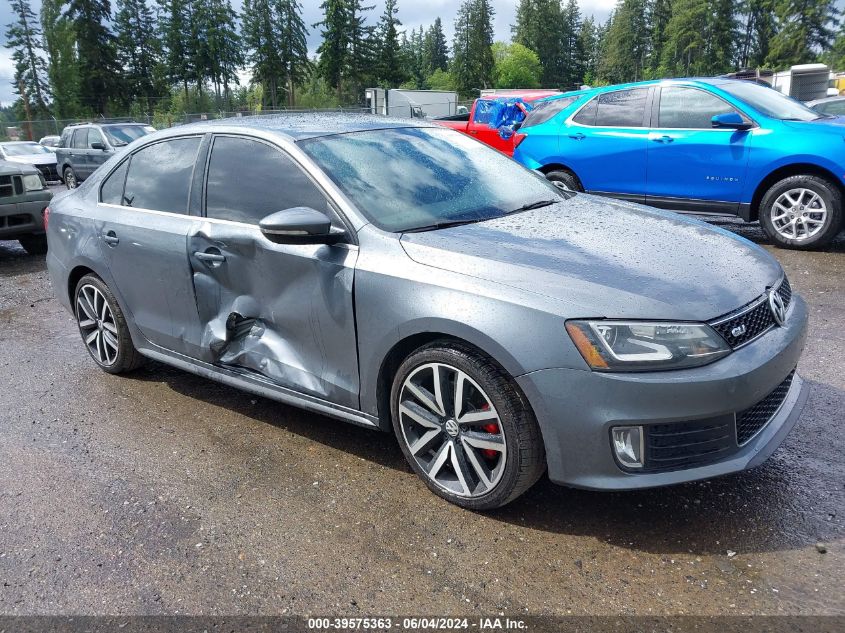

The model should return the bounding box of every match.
[0,216,842,617]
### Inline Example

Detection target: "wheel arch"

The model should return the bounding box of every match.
[751,163,844,221]
[537,163,584,189]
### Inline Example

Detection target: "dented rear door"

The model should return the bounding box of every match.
[188,134,360,409]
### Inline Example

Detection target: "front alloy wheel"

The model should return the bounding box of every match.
[759,174,842,249]
[398,362,507,498]
[391,342,545,510]
[770,188,827,241]
[64,167,77,189]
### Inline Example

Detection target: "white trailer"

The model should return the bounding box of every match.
[771,64,831,101]
[364,89,460,119]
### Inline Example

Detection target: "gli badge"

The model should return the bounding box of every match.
[769,289,787,326]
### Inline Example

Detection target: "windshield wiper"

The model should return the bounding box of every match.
[403,217,492,233]
[507,198,558,214]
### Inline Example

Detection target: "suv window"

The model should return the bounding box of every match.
[59,129,72,148]
[521,97,577,128]
[659,87,738,129]
[87,128,106,148]
[123,137,201,213]
[100,159,129,205]
[593,89,648,127]
[205,136,329,224]
[71,129,88,149]
[572,97,598,125]
[817,100,845,116]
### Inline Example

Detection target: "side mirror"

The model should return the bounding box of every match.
[91,142,107,150]
[711,112,751,130]
[259,207,344,245]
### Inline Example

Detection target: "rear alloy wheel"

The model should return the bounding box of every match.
[759,175,842,249]
[74,274,144,374]
[64,167,77,189]
[391,342,545,510]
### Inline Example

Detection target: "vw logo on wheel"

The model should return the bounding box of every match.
[769,289,787,326]
[444,419,460,437]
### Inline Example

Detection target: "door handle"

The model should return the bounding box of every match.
[468,129,478,134]
[193,251,226,264]
[652,135,674,143]
[568,133,585,140]
[103,230,119,246]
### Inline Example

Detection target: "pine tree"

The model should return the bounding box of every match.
[659,0,708,76]
[766,0,839,68]
[274,0,309,106]
[375,0,403,86]
[648,0,672,76]
[114,0,162,111]
[452,0,494,96]
[601,0,649,83]
[5,0,50,118]
[315,0,348,99]
[214,0,243,107]
[243,0,284,107]
[738,0,776,68]
[346,0,376,97]
[158,0,194,100]
[65,0,118,114]
[41,0,80,118]
[422,17,449,75]
[561,0,585,89]
[708,0,737,73]
[577,16,599,85]
[512,0,565,88]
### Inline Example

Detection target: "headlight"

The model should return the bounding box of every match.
[565,320,730,371]
[22,174,44,191]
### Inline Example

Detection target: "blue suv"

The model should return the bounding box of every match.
[513,78,845,249]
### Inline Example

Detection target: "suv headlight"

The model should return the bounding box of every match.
[565,320,730,371]
[22,174,44,191]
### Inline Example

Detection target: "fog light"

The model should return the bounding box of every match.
[612,426,644,469]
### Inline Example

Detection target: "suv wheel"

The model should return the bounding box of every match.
[18,235,47,255]
[64,167,78,189]
[759,175,842,249]
[545,169,583,192]
[390,341,545,510]
[74,274,145,374]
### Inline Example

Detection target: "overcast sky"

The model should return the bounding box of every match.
[0,0,615,108]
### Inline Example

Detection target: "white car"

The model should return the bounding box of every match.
[0,141,60,182]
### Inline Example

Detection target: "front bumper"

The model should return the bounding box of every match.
[516,294,809,490]
[0,197,50,240]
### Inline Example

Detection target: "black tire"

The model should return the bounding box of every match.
[74,274,145,374]
[545,169,583,192]
[63,166,78,189]
[18,235,47,255]
[390,340,545,510]
[758,174,843,249]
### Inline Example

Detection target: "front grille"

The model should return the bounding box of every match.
[736,370,795,445]
[634,368,797,472]
[710,276,792,348]
[643,417,735,472]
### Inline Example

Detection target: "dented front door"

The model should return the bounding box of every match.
[188,223,360,408]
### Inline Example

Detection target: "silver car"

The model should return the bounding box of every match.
[45,115,808,509]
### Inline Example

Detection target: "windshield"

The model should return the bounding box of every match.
[719,81,822,121]
[2,142,53,156]
[103,125,156,146]
[299,126,564,232]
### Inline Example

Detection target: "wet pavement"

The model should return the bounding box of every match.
[0,220,842,617]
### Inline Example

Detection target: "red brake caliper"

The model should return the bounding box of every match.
[481,404,499,459]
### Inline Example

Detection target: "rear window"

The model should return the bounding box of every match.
[594,89,648,127]
[521,97,578,128]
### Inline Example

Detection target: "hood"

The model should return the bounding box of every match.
[0,159,37,176]
[399,195,782,321]
[3,153,57,166]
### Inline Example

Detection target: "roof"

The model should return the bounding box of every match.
[173,112,436,141]
[536,77,753,103]
[481,90,561,102]
[806,95,845,106]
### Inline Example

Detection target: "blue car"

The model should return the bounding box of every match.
[513,78,845,249]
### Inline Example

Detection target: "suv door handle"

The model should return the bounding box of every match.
[652,135,674,143]
[568,132,585,140]
[103,230,119,246]
[194,251,226,264]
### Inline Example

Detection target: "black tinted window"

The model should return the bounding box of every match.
[659,87,737,128]
[818,100,845,115]
[522,97,577,128]
[594,89,648,127]
[71,129,88,149]
[123,137,200,213]
[100,160,129,205]
[572,98,598,125]
[205,136,329,224]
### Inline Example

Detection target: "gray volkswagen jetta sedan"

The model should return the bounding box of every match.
[46,114,808,509]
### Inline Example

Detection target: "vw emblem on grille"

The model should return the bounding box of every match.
[768,289,787,327]
[731,324,747,338]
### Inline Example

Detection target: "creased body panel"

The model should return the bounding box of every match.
[188,220,360,408]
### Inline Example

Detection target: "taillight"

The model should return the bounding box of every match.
[43,206,50,231]
[513,132,527,148]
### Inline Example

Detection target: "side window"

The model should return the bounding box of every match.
[521,97,577,128]
[572,97,598,126]
[100,160,129,205]
[659,87,739,129]
[59,130,72,148]
[594,89,648,127]
[819,101,845,115]
[123,137,201,213]
[205,136,329,225]
[87,128,105,148]
[71,129,88,149]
